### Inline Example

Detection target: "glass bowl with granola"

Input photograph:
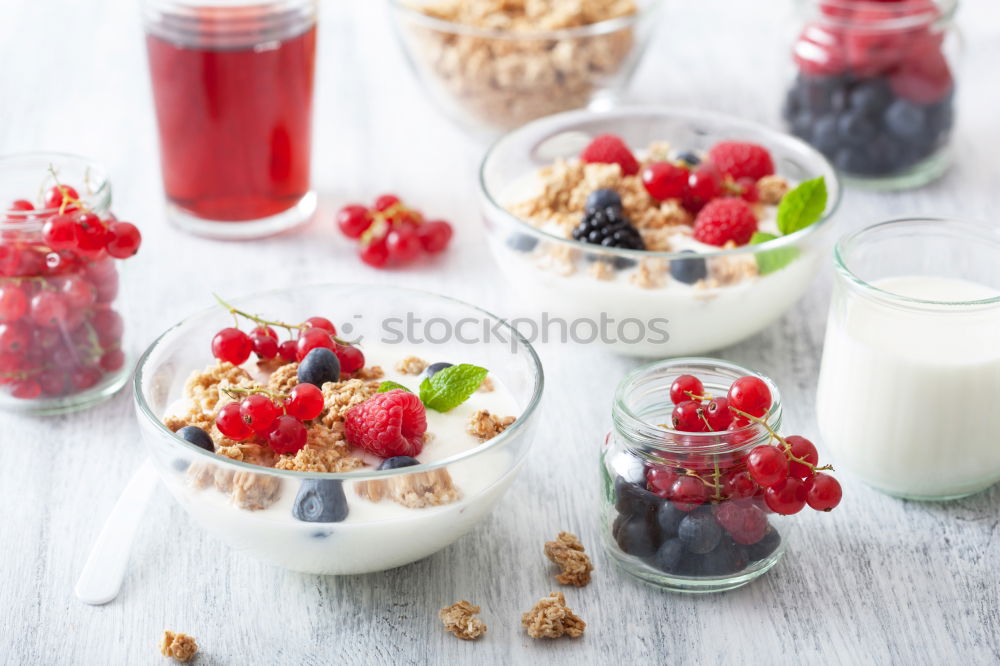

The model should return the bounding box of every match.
[389,0,663,134]
[133,285,543,574]
[479,107,842,356]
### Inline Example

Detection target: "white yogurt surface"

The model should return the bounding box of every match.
[816,276,1000,498]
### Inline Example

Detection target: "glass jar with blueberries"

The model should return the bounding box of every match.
[783,0,958,189]
[601,358,788,593]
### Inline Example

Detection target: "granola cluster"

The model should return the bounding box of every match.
[439,600,488,640]
[356,467,461,508]
[159,631,197,663]
[544,532,593,587]
[404,0,638,129]
[466,409,516,441]
[521,592,586,639]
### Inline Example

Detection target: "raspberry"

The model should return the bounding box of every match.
[692,199,758,246]
[580,134,639,176]
[706,141,775,182]
[344,389,427,458]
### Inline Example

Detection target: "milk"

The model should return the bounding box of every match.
[816,275,1000,498]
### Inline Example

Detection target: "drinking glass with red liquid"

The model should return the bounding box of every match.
[143,0,317,239]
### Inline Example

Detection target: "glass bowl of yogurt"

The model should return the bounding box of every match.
[479,106,841,356]
[133,284,543,574]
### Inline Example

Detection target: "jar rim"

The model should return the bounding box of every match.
[813,0,957,31]
[612,357,782,455]
[0,152,111,226]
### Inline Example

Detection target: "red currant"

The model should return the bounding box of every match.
[746,445,789,488]
[43,185,79,210]
[669,374,704,404]
[0,322,30,353]
[641,161,689,200]
[29,291,67,328]
[278,339,297,362]
[416,220,453,253]
[704,397,733,431]
[38,370,68,397]
[0,284,28,322]
[99,348,125,372]
[251,325,278,339]
[785,435,819,479]
[105,222,142,259]
[805,473,842,511]
[386,227,422,264]
[764,477,808,515]
[250,332,279,360]
[335,344,365,374]
[304,316,336,334]
[42,214,77,250]
[721,469,757,500]
[359,237,389,268]
[72,212,109,255]
[682,165,722,213]
[265,414,308,454]
[72,366,102,391]
[211,327,252,365]
[216,401,253,441]
[295,327,336,361]
[92,309,124,346]
[285,383,324,421]
[670,475,708,512]
[240,393,281,433]
[60,276,96,310]
[737,177,759,203]
[373,194,400,211]
[8,199,34,214]
[671,400,706,432]
[715,501,769,545]
[728,375,772,418]
[336,204,372,239]
[646,466,679,497]
[11,379,41,400]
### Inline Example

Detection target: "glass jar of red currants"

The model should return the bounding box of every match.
[0,153,141,414]
[783,0,958,189]
[601,358,842,593]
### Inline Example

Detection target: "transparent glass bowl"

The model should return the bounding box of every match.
[389,0,663,135]
[133,284,543,574]
[479,107,842,357]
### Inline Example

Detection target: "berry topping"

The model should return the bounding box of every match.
[727,375,772,418]
[641,161,689,200]
[216,402,253,441]
[571,207,644,250]
[265,414,308,454]
[285,383,325,421]
[304,316,336,334]
[669,374,704,405]
[345,389,428,458]
[579,134,640,175]
[211,327,253,366]
[669,250,708,285]
[692,198,758,246]
[682,165,723,213]
[334,344,365,374]
[707,141,775,182]
[584,188,623,214]
[422,361,453,378]
[278,340,298,362]
[250,332,279,360]
[378,455,421,470]
[295,327,336,360]
[674,151,701,168]
[297,347,341,387]
[177,425,214,452]
[292,479,348,523]
[239,393,281,433]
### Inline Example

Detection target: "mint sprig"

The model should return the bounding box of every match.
[377,380,411,394]
[776,176,828,235]
[750,231,800,275]
[418,364,488,413]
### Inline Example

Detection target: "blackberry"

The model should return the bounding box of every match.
[572,208,644,250]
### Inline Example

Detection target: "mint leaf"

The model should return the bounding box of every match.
[377,380,411,394]
[750,231,799,275]
[418,363,488,412]
[776,176,827,235]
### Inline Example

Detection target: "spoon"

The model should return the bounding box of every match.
[74,460,159,605]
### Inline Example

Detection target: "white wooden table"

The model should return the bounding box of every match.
[2,1,998,664]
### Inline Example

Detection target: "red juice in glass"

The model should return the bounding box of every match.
[144,1,317,238]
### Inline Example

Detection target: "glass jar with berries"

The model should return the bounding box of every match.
[601,358,842,593]
[0,153,142,414]
[783,0,958,188]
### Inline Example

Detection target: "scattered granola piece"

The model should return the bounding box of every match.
[756,174,791,205]
[159,631,197,663]
[466,409,516,441]
[439,600,487,641]
[521,592,586,639]
[395,356,428,375]
[477,376,495,393]
[544,532,594,587]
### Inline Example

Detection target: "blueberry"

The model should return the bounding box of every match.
[677,511,722,554]
[422,362,453,379]
[616,515,657,558]
[811,115,840,155]
[585,188,622,214]
[849,80,891,116]
[834,147,877,176]
[699,538,749,576]
[747,527,781,562]
[781,88,800,123]
[651,538,685,573]
[171,459,189,473]
[614,476,661,519]
[292,479,348,523]
[177,425,214,452]
[669,250,707,285]
[378,456,420,470]
[837,111,878,146]
[885,100,926,139]
[505,233,539,253]
[675,151,701,167]
[789,111,814,139]
[656,501,684,538]
[297,347,341,387]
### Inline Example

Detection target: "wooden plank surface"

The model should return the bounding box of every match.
[1,0,998,664]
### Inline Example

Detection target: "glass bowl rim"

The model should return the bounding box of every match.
[0,151,111,220]
[133,283,545,481]
[834,217,1000,308]
[388,0,663,40]
[478,105,842,262]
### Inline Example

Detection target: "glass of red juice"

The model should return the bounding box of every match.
[143,0,317,239]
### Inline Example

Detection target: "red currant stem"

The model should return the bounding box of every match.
[727,406,834,473]
[46,164,90,215]
[212,294,355,347]
[221,385,289,402]
[684,390,713,402]
[711,459,723,501]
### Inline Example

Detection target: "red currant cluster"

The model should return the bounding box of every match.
[215,383,324,455]
[0,181,141,401]
[336,194,453,268]
[209,296,364,373]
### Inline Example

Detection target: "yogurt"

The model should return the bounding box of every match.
[816,275,1000,499]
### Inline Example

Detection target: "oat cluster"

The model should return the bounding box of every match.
[466,409,516,441]
[356,467,461,508]
[439,600,488,641]
[159,631,197,663]
[521,592,586,639]
[544,532,593,587]
[395,356,428,375]
[406,0,637,129]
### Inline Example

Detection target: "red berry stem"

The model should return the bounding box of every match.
[213,293,353,346]
[727,405,834,474]
[221,385,289,403]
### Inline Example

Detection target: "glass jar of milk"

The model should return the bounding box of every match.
[816,219,1000,499]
